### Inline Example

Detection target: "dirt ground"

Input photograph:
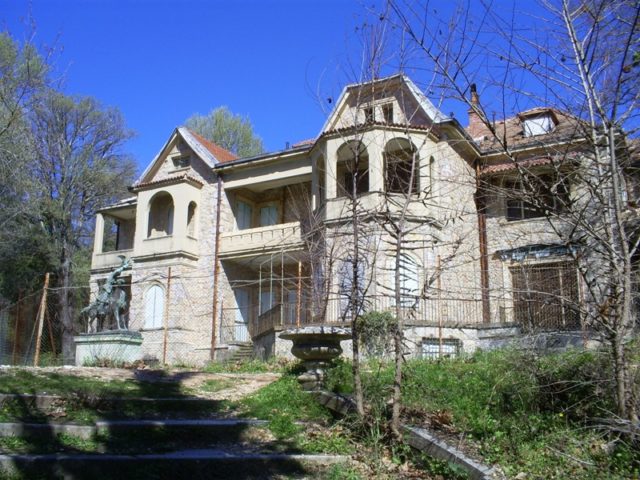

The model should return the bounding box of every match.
[4,366,280,401]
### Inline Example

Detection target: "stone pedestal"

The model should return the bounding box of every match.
[74,331,143,366]
[280,326,351,391]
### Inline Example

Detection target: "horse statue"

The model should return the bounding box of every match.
[82,256,133,332]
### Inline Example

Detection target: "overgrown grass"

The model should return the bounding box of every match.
[203,357,292,374]
[0,369,232,424]
[326,349,639,479]
[0,370,180,398]
[240,366,353,454]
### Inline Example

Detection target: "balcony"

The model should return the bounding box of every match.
[219,222,304,259]
[133,235,199,262]
[91,249,134,271]
[324,192,431,223]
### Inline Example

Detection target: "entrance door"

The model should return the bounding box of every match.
[234,288,250,342]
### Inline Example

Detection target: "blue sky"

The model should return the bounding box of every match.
[4,1,573,172]
[3,0,396,171]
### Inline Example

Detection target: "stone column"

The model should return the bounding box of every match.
[325,139,338,200]
[93,213,105,254]
[366,131,385,193]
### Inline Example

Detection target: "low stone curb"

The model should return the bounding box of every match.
[313,390,355,416]
[403,426,499,480]
[314,390,500,480]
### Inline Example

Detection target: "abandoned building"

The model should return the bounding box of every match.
[87,74,613,364]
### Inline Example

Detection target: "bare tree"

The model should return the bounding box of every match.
[388,0,640,429]
[29,91,136,362]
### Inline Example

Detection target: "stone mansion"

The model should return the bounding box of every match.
[88,74,606,364]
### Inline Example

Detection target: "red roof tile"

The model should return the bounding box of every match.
[468,108,586,152]
[480,157,555,175]
[131,173,204,191]
[292,138,316,148]
[188,130,238,163]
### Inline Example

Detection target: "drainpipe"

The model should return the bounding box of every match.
[210,174,223,360]
[475,161,491,323]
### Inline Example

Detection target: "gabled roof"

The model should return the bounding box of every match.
[187,130,238,163]
[320,74,450,134]
[135,127,237,184]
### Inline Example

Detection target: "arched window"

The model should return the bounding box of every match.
[187,201,197,237]
[144,284,164,329]
[385,138,419,195]
[147,192,174,238]
[336,141,369,197]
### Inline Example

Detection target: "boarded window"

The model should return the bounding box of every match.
[510,262,580,331]
[144,284,164,329]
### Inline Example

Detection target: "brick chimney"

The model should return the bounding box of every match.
[467,84,490,140]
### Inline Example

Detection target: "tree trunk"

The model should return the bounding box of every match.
[59,241,76,364]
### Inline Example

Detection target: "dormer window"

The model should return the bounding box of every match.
[382,103,393,123]
[521,112,556,137]
[172,155,191,169]
[363,106,375,123]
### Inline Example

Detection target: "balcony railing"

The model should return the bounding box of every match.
[219,222,304,258]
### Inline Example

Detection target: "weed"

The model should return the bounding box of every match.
[326,463,362,480]
[204,357,293,374]
[198,379,234,393]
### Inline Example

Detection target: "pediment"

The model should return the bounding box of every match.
[134,127,233,186]
[321,75,449,135]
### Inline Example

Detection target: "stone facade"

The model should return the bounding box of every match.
[87,74,602,365]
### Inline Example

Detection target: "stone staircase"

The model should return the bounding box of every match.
[0,394,348,479]
[225,342,255,363]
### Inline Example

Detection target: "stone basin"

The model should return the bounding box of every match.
[279,326,351,390]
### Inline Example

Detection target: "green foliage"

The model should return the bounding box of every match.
[325,358,354,395]
[185,106,264,158]
[356,311,397,357]
[326,463,363,480]
[240,372,355,454]
[199,379,234,393]
[241,374,329,424]
[326,348,639,479]
[204,357,292,373]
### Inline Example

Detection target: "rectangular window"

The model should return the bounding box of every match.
[259,205,278,227]
[260,290,275,315]
[236,200,253,230]
[421,338,461,360]
[172,155,190,169]
[523,115,554,137]
[510,261,580,331]
[504,175,569,221]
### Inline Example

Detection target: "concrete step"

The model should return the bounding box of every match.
[0,419,268,442]
[0,393,227,420]
[0,450,349,479]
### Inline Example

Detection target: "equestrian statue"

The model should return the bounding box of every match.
[82,256,132,332]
